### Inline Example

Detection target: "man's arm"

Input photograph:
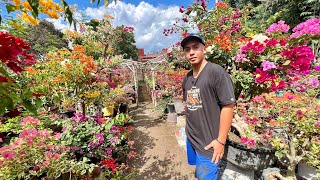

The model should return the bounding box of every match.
[205,103,234,163]
[217,103,234,145]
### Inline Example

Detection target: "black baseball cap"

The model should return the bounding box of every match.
[181,33,205,48]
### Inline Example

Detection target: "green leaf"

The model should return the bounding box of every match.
[22,99,37,114]
[0,96,13,113]
[283,60,290,66]
[0,66,10,77]
[104,0,110,6]
[275,151,284,158]
[27,0,39,18]
[6,4,17,14]
[61,0,74,25]
[35,98,42,108]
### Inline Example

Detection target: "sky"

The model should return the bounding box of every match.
[1,0,216,53]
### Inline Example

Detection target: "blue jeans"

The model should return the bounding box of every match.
[187,139,219,180]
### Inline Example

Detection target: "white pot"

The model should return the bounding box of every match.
[297,161,318,179]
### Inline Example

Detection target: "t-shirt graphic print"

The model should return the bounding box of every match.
[186,86,202,111]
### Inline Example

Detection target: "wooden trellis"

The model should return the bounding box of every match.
[120,55,166,107]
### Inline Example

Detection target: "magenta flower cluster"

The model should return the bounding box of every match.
[291,18,320,38]
[281,46,315,73]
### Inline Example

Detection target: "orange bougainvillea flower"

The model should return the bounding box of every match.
[12,0,21,8]
[25,67,39,74]
[73,45,86,54]
[22,1,32,11]
[21,12,40,25]
[52,75,62,84]
[104,13,115,20]
[213,34,232,51]
[65,63,72,69]
[215,2,228,9]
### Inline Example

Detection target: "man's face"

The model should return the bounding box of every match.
[183,39,206,66]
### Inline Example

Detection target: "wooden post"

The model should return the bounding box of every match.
[151,67,156,107]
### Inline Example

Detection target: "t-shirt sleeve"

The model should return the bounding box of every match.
[214,71,236,106]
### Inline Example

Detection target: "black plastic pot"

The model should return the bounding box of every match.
[119,103,128,114]
[165,104,176,114]
[59,110,76,119]
[226,127,276,170]
[226,139,276,170]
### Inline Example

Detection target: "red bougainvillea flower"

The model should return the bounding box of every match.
[127,151,137,159]
[281,46,314,72]
[182,32,190,38]
[254,68,272,83]
[240,41,265,54]
[0,76,8,82]
[179,6,184,13]
[100,158,119,172]
[271,78,286,91]
[0,32,37,74]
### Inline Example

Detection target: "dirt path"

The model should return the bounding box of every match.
[128,82,195,180]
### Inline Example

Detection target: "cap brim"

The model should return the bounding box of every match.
[181,36,205,48]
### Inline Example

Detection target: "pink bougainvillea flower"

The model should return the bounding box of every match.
[262,60,277,71]
[314,66,320,71]
[308,78,319,88]
[297,110,303,117]
[287,96,294,100]
[316,122,320,128]
[241,137,249,144]
[232,53,248,63]
[266,20,290,34]
[2,151,16,160]
[20,116,41,126]
[247,139,255,148]
[107,148,112,155]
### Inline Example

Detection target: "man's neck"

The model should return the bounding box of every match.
[192,60,207,77]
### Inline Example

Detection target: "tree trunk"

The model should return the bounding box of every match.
[286,141,297,179]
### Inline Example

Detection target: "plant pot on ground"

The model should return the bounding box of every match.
[166,103,176,114]
[262,168,307,180]
[59,110,76,119]
[297,161,319,180]
[226,126,276,171]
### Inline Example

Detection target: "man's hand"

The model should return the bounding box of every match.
[204,140,225,164]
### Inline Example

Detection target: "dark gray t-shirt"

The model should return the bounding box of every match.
[182,62,235,158]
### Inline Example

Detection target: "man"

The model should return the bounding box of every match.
[181,33,235,180]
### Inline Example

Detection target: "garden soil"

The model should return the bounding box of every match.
[128,81,196,180]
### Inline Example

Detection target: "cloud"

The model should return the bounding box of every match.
[84,1,184,53]
[46,18,71,31]
[48,1,184,53]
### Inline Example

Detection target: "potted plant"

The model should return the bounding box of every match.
[243,93,320,179]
